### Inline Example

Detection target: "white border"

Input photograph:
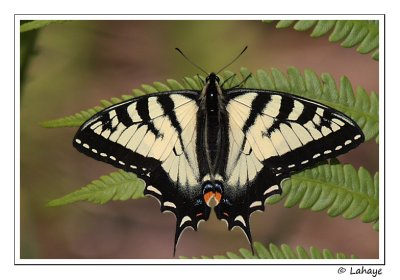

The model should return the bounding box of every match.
[15,15,21,265]
[378,16,385,262]
[14,14,384,266]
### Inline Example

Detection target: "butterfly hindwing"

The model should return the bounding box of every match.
[73,91,211,249]
[215,88,364,239]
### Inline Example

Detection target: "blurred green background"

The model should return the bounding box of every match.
[20,20,379,259]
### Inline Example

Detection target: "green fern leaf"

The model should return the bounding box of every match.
[42,68,378,143]
[20,20,68,32]
[275,20,296,28]
[266,20,379,60]
[182,242,357,259]
[293,20,318,31]
[166,79,185,90]
[41,107,105,127]
[46,170,145,207]
[266,163,379,231]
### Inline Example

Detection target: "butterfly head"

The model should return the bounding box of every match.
[206,72,220,85]
[202,181,223,207]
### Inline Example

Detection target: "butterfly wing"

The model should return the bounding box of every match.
[73,91,210,252]
[215,89,364,244]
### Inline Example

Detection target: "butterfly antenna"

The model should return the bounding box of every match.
[175,48,208,75]
[220,73,237,89]
[216,46,248,75]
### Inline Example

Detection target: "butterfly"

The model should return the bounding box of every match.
[73,49,364,255]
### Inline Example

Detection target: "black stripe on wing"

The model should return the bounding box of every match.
[73,90,198,180]
[226,88,364,178]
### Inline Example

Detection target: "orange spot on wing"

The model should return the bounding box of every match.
[203,192,213,204]
[203,190,223,206]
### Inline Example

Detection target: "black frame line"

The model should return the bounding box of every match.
[15,14,385,265]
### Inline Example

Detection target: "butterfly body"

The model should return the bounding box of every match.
[73,72,364,254]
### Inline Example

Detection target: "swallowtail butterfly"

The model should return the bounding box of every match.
[73,50,364,254]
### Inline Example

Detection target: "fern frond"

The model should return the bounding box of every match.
[46,170,145,207]
[41,107,105,128]
[181,242,356,259]
[42,68,378,142]
[47,162,378,232]
[264,20,379,61]
[266,163,379,231]
[237,67,378,142]
[20,20,68,32]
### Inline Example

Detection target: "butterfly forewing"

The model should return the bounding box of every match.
[226,89,364,175]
